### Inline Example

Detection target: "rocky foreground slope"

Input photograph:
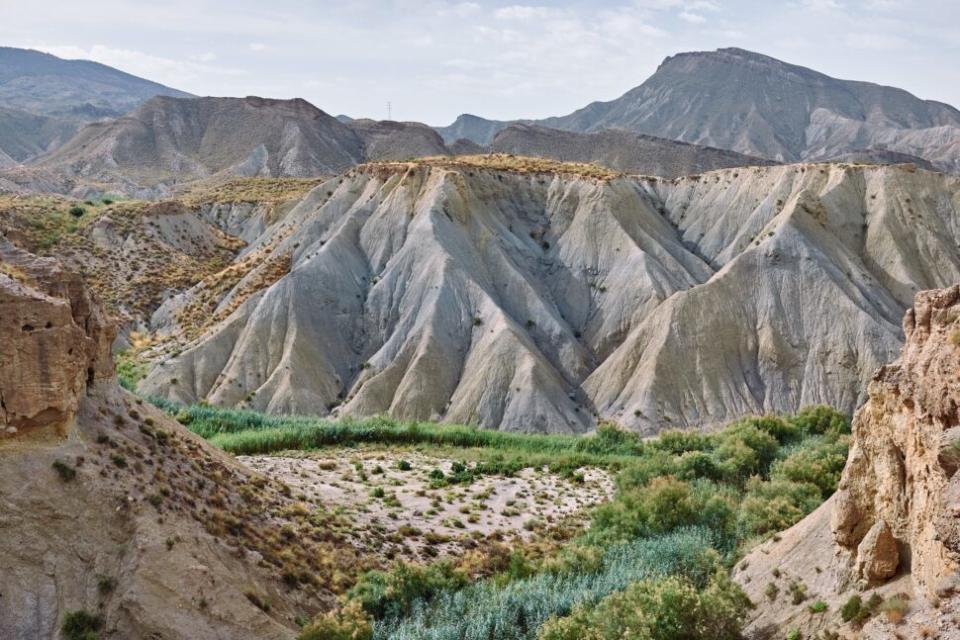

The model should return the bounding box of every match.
[0,240,354,638]
[735,286,960,639]
[137,157,960,434]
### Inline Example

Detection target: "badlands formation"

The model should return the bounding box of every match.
[136,157,960,434]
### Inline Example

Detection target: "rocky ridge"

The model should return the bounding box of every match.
[486,124,778,178]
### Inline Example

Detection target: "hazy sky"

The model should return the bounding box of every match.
[3,0,959,124]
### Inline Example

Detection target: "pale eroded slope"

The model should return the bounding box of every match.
[140,160,960,433]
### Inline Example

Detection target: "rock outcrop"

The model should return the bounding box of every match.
[138,159,960,433]
[735,286,960,638]
[0,236,113,438]
[831,285,960,597]
[0,245,353,639]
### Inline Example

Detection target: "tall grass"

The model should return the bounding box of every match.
[148,400,646,463]
[375,528,721,640]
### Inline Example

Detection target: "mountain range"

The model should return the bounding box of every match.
[2,46,958,200]
[0,47,188,163]
[437,47,960,174]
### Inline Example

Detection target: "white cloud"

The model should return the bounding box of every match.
[30,44,243,86]
[800,0,844,10]
[249,42,268,51]
[494,5,553,20]
[679,10,707,22]
[845,32,908,50]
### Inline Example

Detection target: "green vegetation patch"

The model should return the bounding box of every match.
[149,399,850,640]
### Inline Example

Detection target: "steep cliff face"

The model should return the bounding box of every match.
[0,236,114,438]
[735,286,960,638]
[0,245,351,639]
[831,285,960,598]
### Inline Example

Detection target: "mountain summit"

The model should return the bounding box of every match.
[442,48,960,173]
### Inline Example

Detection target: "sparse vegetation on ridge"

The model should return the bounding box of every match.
[179,176,327,206]
[361,153,623,180]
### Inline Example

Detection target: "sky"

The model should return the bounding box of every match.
[2,0,959,124]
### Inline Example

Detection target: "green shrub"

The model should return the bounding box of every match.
[789,406,850,438]
[771,436,849,498]
[840,594,860,621]
[53,460,77,482]
[649,429,709,455]
[299,601,372,640]
[537,570,751,640]
[737,477,821,538]
[348,560,468,620]
[69,205,86,218]
[765,582,779,601]
[591,477,736,544]
[116,350,148,391]
[809,599,828,613]
[97,576,116,595]
[62,610,102,640]
[711,423,780,482]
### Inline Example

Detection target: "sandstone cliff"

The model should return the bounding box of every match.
[735,286,960,639]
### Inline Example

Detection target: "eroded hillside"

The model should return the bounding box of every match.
[129,157,960,433]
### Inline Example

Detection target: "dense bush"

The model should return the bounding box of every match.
[770,436,849,498]
[737,477,822,537]
[299,600,372,640]
[537,570,751,640]
[62,610,102,640]
[150,400,851,639]
[589,478,736,545]
[350,561,468,620]
[373,529,723,640]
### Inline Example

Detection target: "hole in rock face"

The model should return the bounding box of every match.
[22,324,34,332]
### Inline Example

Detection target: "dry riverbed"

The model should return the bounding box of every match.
[239,449,613,562]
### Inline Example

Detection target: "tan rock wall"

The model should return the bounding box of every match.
[831,285,960,598]
[0,237,114,438]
